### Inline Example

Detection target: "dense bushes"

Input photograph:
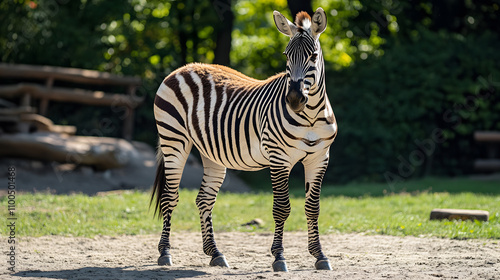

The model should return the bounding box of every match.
[327,30,500,184]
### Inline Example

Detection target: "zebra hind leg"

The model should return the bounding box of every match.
[152,142,191,266]
[196,156,229,268]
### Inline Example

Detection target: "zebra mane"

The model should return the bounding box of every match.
[295,11,311,32]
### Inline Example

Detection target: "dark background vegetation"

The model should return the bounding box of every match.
[1,0,499,184]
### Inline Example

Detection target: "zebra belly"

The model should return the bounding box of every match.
[189,124,270,171]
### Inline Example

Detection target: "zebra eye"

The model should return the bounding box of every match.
[310,53,318,63]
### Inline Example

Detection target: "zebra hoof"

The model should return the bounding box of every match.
[272,260,288,272]
[210,255,229,268]
[158,254,172,266]
[315,259,332,270]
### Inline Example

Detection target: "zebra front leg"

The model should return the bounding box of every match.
[270,164,292,272]
[196,156,229,267]
[303,155,332,270]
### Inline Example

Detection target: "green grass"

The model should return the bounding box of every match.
[1,177,499,239]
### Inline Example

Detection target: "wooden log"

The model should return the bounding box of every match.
[430,209,489,221]
[474,131,500,142]
[19,113,53,130]
[39,76,54,116]
[0,106,36,115]
[122,84,137,140]
[50,125,77,135]
[0,132,138,170]
[0,83,143,108]
[18,113,76,135]
[0,112,76,135]
[474,159,500,171]
[0,63,141,87]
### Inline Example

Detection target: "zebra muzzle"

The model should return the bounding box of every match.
[286,80,308,113]
[286,90,308,113]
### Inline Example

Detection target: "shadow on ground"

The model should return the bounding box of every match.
[14,267,207,279]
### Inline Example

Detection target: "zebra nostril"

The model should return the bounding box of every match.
[300,95,308,104]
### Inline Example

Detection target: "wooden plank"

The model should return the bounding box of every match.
[0,63,141,86]
[430,209,489,221]
[0,83,143,108]
[474,159,500,171]
[474,131,500,142]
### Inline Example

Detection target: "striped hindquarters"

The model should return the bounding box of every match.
[153,63,286,171]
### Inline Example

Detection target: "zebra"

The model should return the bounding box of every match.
[151,7,337,272]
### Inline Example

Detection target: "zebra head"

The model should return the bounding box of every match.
[273,8,327,113]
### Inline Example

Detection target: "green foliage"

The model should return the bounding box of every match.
[312,0,389,67]
[231,0,389,77]
[2,1,500,182]
[327,29,500,183]
[1,178,499,239]
[0,0,221,73]
[230,0,288,79]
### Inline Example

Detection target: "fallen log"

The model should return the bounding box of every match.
[0,132,138,170]
[430,209,489,222]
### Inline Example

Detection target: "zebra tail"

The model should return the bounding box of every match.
[150,147,165,219]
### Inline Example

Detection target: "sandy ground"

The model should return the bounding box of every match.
[4,232,499,280]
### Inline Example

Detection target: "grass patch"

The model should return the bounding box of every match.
[1,177,499,239]
[316,177,500,197]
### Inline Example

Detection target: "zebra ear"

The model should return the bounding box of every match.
[311,7,327,38]
[273,11,297,37]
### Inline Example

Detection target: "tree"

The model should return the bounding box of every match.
[213,0,234,66]
[287,0,313,18]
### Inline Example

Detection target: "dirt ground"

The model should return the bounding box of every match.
[5,232,499,280]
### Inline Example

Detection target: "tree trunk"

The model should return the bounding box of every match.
[431,0,467,33]
[213,0,233,66]
[177,6,188,66]
[287,0,313,19]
